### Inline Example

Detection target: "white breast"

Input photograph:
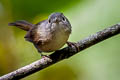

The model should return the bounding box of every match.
[39,23,70,52]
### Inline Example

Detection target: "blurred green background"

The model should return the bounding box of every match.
[0,0,120,80]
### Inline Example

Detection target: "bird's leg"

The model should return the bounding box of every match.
[34,44,44,57]
[38,50,44,57]
[34,43,50,58]
[37,49,50,58]
[66,41,79,52]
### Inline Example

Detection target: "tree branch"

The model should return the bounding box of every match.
[0,23,120,80]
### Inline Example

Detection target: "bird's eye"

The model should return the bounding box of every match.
[48,19,51,23]
[62,17,65,21]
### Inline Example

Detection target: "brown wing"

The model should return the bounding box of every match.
[24,20,51,44]
[24,27,40,44]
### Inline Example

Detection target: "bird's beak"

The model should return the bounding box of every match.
[54,18,59,23]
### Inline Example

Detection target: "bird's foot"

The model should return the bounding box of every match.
[40,53,50,58]
[66,41,79,52]
[66,41,77,47]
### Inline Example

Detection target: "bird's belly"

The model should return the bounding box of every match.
[38,31,69,52]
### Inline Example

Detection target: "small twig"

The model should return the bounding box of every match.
[0,23,120,80]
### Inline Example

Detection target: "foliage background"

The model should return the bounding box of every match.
[0,0,120,80]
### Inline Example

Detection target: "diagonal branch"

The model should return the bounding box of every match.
[0,23,120,80]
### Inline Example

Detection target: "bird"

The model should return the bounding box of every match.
[8,12,72,56]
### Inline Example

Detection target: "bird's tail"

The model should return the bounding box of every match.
[8,20,34,31]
